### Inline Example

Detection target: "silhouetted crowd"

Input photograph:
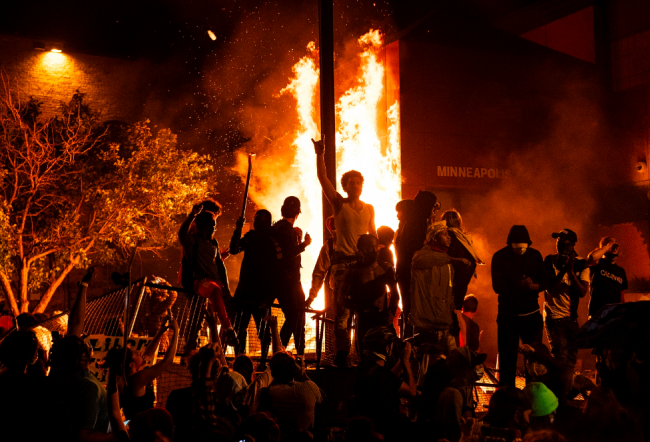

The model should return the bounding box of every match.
[0,138,648,442]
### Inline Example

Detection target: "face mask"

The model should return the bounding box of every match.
[512,246,527,255]
[512,243,528,255]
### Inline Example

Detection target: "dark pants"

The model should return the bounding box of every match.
[278,282,305,355]
[397,278,412,338]
[545,316,579,368]
[497,311,543,387]
[233,304,271,357]
[356,309,393,356]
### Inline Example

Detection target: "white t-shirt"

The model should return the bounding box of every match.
[544,257,590,319]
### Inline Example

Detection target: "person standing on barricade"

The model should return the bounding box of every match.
[313,137,376,368]
[178,203,238,348]
[395,192,439,339]
[272,196,312,355]
[492,225,547,387]
[410,222,470,356]
[229,209,281,357]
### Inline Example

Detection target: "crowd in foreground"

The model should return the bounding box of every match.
[0,138,649,442]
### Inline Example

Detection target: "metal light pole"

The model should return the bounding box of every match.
[318,0,337,236]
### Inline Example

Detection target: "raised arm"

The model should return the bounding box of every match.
[313,138,341,211]
[229,217,246,255]
[587,239,616,267]
[132,313,179,387]
[141,312,171,362]
[68,268,94,338]
[178,204,203,246]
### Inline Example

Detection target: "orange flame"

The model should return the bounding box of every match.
[237,30,401,313]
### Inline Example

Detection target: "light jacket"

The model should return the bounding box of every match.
[410,245,455,330]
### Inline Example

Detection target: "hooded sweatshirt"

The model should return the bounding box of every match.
[491,226,547,315]
[395,191,438,281]
[410,244,454,329]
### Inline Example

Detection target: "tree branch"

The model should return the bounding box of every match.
[33,240,94,313]
[0,270,19,317]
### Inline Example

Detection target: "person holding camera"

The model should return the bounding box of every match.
[543,229,589,373]
[491,225,547,387]
[586,236,628,318]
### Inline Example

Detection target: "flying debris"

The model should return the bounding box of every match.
[207,30,217,41]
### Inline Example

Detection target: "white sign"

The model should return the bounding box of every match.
[84,335,153,383]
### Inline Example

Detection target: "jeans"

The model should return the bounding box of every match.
[545,316,579,368]
[497,311,543,387]
[331,262,353,357]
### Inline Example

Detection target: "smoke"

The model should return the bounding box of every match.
[454,65,614,365]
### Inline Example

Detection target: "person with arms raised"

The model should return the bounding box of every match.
[313,137,376,367]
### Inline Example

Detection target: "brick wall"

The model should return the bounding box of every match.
[0,34,150,122]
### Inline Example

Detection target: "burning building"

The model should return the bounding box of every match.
[233,2,650,364]
[2,1,650,366]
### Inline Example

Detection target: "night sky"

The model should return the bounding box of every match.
[0,0,542,225]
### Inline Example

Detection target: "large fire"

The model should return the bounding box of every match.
[237,29,401,315]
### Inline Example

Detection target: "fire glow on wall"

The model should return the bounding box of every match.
[237,30,402,311]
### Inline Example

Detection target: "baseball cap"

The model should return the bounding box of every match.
[551,229,578,243]
[282,196,301,214]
